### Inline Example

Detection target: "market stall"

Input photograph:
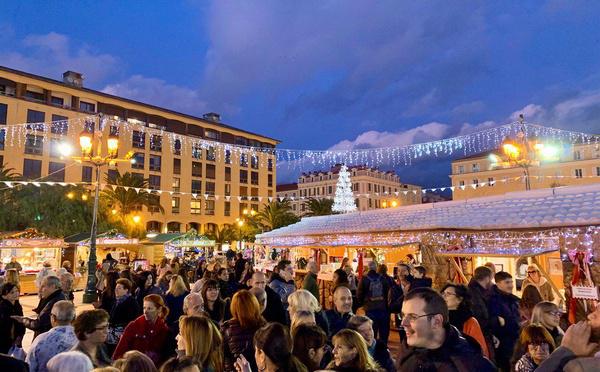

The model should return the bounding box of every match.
[257,184,600,320]
[141,229,215,265]
[65,230,141,272]
[0,229,65,294]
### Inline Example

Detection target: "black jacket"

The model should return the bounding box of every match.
[325,309,352,337]
[109,295,140,328]
[467,280,498,336]
[221,318,265,372]
[371,340,396,372]
[488,285,520,348]
[262,286,287,325]
[0,299,25,353]
[357,271,390,312]
[27,289,66,339]
[397,324,496,372]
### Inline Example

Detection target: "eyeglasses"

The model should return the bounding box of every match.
[528,343,549,352]
[527,271,539,275]
[546,311,562,317]
[401,313,438,323]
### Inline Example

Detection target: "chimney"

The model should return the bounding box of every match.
[63,71,84,88]
[203,112,221,122]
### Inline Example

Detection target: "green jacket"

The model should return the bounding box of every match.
[302,272,320,303]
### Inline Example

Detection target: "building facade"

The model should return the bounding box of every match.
[0,66,278,234]
[450,143,600,200]
[277,164,422,216]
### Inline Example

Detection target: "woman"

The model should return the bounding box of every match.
[520,285,544,326]
[107,278,140,353]
[0,283,25,354]
[201,279,230,326]
[72,309,112,368]
[135,271,162,309]
[332,269,349,289]
[195,260,207,282]
[512,324,555,372]
[290,310,317,336]
[292,324,328,372]
[60,272,75,301]
[235,322,307,372]
[238,261,253,287]
[531,301,564,346]
[165,275,190,329]
[327,329,382,372]
[177,268,191,291]
[98,271,120,312]
[522,265,555,302]
[160,356,200,372]
[177,315,223,372]
[157,270,174,295]
[221,290,267,371]
[113,350,157,372]
[158,258,172,278]
[113,294,172,367]
[171,257,181,275]
[35,261,56,289]
[288,289,330,336]
[441,283,489,358]
[46,351,93,372]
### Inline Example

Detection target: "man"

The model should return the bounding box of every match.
[251,271,287,324]
[410,266,433,289]
[71,309,112,368]
[217,267,237,300]
[249,287,267,313]
[12,275,66,339]
[325,285,354,336]
[488,271,521,372]
[302,261,320,303]
[5,256,22,272]
[358,260,390,344]
[268,259,296,310]
[468,266,498,360]
[347,315,396,372]
[536,302,600,371]
[182,292,205,317]
[26,300,78,372]
[397,287,496,371]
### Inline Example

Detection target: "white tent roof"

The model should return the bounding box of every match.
[257,183,600,241]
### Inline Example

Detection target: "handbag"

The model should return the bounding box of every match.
[8,345,26,361]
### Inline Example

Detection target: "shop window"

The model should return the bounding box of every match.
[147,221,162,232]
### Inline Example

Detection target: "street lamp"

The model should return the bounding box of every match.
[59,115,133,303]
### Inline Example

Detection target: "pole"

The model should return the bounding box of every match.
[524,166,531,191]
[82,164,101,303]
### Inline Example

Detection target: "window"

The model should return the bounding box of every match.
[27,110,45,131]
[574,151,582,160]
[51,96,64,106]
[48,162,65,182]
[0,129,5,150]
[172,197,180,213]
[148,195,161,213]
[149,155,161,171]
[206,146,216,161]
[225,150,231,164]
[191,180,202,194]
[192,162,202,177]
[23,159,42,179]
[25,90,44,101]
[132,153,144,169]
[147,221,162,232]
[472,163,480,172]
[596,167,600,177]
[488,177,495,186]
[25,134,44,155]
[473,179,479,187]
[82,166,93,183]
[150,135,162,152]
[148,175,161,190]
[240,154,248,167]
[0,103,8,125]
[268,158,273,171]
[173,158,181,174]
[328,185,333,194]
[224,201,231,216]
[172,178,180,192]
[368,183,372,192]
[225,183,231,196]
[206,164,216,179]
[251,171,259,185]
[132,131,145,148]
[190,200,202,214]
[131,172,144,181]
[575,169,583,178]
[50,115,68,135]
[107,169,119,183]
[205,130,219,140]
[174,139,182,155]
[109,125,119,136]
[268,174,273,187]
[205,200,215,215]
[240,170,248,183]
[206,182,215,195]
[459,180,465,186]
[251,155,259,169]
[225,167,231,181]
[240,186,248,198]
[457,165,465,174]
[353,183,359,192]
[192,144,203,159]
[80,101,96,113]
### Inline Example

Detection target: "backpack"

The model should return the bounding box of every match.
[367,275,385,303]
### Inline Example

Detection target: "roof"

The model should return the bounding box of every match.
[452,151,495,162]
[0,65,280,144]
[141,233,183,244]
[64,232,92,243]
[257,183,600,241]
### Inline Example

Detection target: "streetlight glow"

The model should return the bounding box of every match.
[132,215,141,224]
[81,194,88,201]
[391,200,398,207]
[107,134,119,156]
[66,192,75,199]
[58,142,73,157]
[79,131,93,155]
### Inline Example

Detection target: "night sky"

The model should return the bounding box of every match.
[2,1,600,187]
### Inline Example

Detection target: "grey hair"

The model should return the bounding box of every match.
[183,292,203,314]
[44,275,62,290]
[52,300,76,323]
[367,260,378,271]
[47,351,93,372]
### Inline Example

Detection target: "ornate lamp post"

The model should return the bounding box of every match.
[60,115,132,303]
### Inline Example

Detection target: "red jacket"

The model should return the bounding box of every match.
[112,315,170,366]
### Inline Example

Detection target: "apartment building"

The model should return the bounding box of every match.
[0,66,278,234]
[450,143,600,200]
[277,164,422,216]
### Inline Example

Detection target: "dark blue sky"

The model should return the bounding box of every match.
[2,1,600,186]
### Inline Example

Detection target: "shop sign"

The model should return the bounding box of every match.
[572,285,599,300]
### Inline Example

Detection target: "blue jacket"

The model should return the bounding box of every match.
[269,273,295,309]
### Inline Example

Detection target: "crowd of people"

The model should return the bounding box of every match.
[0,253,599,372]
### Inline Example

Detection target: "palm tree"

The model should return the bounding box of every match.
[0,164,20,181]
[304,197,334,216]
[101,171,164,227]
[254,199,299,232]
[207,225,237,250]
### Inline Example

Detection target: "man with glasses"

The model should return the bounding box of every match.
[71,309,112,368]
[397,287,496,371]
[26,300,77,372]
[182,292,206,317]
[523,264,555,302]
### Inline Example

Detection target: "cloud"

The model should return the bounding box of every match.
[102,75,209,116]
[554,91,600,121]
[0,32,120,84]
[452,101,486,116]
[509,103,545,123]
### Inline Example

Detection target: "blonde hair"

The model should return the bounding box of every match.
[230,290,265,330]
[290,310,316,337]
[288,289,321,313]
[328,329,380,372]
[179,315,223,372]
[167,275,188,297]
[531,301,560,325]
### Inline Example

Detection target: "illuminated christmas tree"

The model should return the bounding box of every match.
[332,164,357,213]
